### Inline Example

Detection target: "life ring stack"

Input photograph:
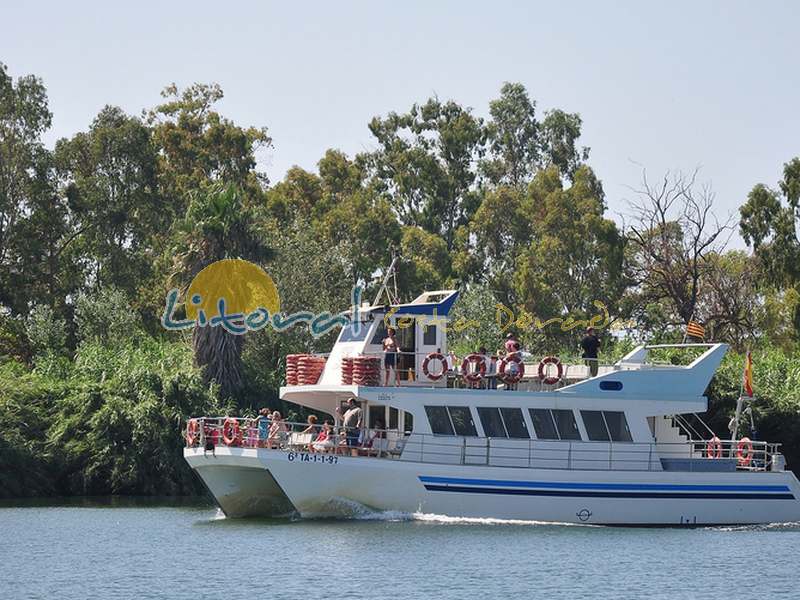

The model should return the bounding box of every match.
[286,354,301,385]
[352,356,381,386]
[297,355,326,385]
[341,356,355,385]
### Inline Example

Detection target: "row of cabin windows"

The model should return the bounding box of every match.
[424,406,632,442]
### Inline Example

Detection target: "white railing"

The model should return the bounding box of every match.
[184,417,781,473]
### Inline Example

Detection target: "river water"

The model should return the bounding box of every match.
[1,497,798,600]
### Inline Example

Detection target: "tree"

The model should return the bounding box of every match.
[54,106,163,296]
[625,169,733,328]
[366,97,485,251]
[514,166,624,339]
[482,82,540,188]
[169,183,273,398]
[540,109,589,180]
[0,63,64,314]
[740,158,800,279]
[147,83,272,206]
[740,158,800,341]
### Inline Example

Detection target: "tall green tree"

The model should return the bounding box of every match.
[0,63,65,314]
[366,97,485,252]
[54,106,163,296]
[170,183,273,398]
[147,83,272,207]
[482,82,541,188]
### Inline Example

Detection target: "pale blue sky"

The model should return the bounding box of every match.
[4,1,799,245]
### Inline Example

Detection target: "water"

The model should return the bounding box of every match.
[1,498,798,600]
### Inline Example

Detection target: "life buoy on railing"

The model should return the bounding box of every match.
[705,436,723,459]
[461,353,486,384]
[422,352,448,381]
[499,354,525,385]
[186,419,199,446]
[538,356,563,385]
[222,418,241,446]
[737,437,754,467]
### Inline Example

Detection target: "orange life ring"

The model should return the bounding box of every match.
[422,352,448,381]
[737,437,754,467]
[222,418,241,446]
[705,436,723,459]
[538,356,563,385]
[186,419,199,446]
[499,354,525,384]
[461,353,486,384]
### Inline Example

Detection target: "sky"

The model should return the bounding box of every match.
[4,1,799,246]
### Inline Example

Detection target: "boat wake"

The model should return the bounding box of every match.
[306,497,584,526]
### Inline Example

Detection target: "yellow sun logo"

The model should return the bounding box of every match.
[186,259,280,321]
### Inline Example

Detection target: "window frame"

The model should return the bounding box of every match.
[424,406,454,436]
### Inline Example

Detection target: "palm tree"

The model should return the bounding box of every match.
[171,182,273,398]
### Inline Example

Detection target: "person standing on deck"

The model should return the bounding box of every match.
[336,397,363,457]
[581,327,601,377]
[382,327,400,386]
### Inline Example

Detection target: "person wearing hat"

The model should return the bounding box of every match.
[581,327,601,377]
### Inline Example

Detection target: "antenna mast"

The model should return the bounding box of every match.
[372,249,400,307]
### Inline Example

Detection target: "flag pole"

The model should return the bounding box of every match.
[730,349,750,443]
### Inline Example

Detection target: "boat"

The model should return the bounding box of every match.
[183,287,800,526]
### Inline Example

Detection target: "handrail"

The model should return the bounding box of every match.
[184,417,781,473]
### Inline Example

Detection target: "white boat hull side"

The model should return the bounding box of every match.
[185,448,800,525]
[185,449,295,517]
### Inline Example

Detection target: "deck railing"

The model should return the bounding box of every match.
[184,417,782,473]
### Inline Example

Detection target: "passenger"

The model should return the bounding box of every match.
[255,408,271,448]
[336,397,363,456]
[268,411,289,448]
[301,415,319,451]
[382,327,400,386]
[301,414,319,435]
[504,332,521,357]
[363,419,386,455]
[311,421,334,453]
[581,327,601,378]
[480,347,497,390]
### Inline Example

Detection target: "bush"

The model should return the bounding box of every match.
[0,337,228,498]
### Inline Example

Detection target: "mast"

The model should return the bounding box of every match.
[372,251,400,307]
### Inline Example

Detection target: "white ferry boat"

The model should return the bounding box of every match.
[183,289,800,526]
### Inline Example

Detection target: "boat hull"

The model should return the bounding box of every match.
[184,448,800,525]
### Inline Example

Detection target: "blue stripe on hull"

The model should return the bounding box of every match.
[423,484,795,500]
[418,475,792,493]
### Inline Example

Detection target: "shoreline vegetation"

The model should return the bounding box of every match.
[2,63,799,498]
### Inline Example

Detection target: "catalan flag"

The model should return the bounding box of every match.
[686,321,705,340]
[742,351,754,397]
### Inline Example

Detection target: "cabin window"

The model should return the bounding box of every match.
[448,406,478,437]
[477,407,506,437]
[339,321,371,342]
[529,409,581,441]
[603,411,633,442]
[580,410,633,442]
[500,408,530,439]
[425,406,454,435]
[528,409,559,440]
[371,321,387,345]
[368,405,386,429]
[423,324,437,346]
[581,410,610,441]
[552,410,581,440]
[389,407,399,430]
[404,411,413,433]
